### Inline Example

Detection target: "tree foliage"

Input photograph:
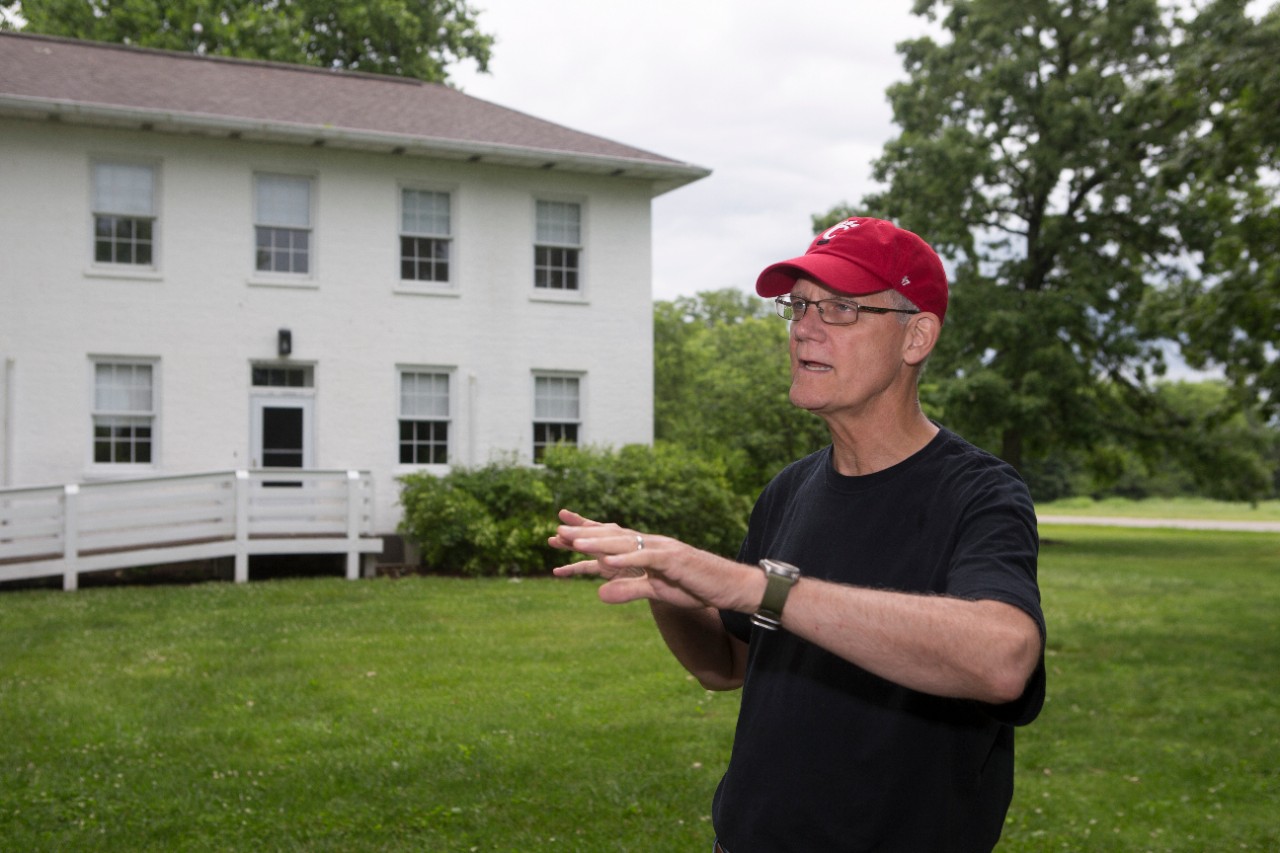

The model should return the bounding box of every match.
[3,0,494,83]
[649,294,1276,502]
[817,0,1278,487]
[1029,380,1278,502]
[1157,1,1280,417]
[654,289,830,497]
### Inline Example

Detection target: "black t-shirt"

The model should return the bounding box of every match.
[713,428,1046,853]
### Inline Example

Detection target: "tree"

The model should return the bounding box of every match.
[2,0,494,83]
[818,0,1277,488]
[1046,380,1277,502]
[1144,381,1276,502]
[654,289,830,497]
[1158,1,1280,418]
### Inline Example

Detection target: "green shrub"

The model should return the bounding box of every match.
[543,442,750,557]
[398,444,750,576]
[398,461,555,576]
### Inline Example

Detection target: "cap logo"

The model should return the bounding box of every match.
[901,276,911,287]
[816,218,861,245]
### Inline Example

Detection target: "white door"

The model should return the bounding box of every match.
[250,395,314,470]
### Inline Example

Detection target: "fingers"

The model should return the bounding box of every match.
[549,509,604,551]
[551,509,642,559]
[596,574,652,604]
[549,509,650,588]
[552,556,645,583]
[549,527,616,552]
[551,558,603,578]
[557,508,606,528]
[557,508,587,526]
[552,536,650,572]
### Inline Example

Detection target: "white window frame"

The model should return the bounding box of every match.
[532,199,585,301]
[397,368,453,467]
[89,158,159,273]
[251,364,315,389]
[397,187,456,293]
[89,357,158,472]
[252,172,315,285]
[532,372,583,462]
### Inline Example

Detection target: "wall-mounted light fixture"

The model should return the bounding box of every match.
[277,328,292,357]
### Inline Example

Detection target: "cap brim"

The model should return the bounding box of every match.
[756,255,889,298]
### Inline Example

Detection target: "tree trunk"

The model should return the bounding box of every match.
[1001,427,1024,473]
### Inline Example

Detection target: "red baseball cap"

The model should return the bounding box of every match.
[756,217,948,323]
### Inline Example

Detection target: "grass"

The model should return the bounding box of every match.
[1,526,1278,851]
[1035,495,1280,522]
[1004,525,1280,851]
[1,578,737,851]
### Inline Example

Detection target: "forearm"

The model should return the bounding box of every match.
[781,578,1042,704]
[550,508,1040,705]
[649,600,746,691]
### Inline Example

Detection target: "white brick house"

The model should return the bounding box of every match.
[0,33,709,555]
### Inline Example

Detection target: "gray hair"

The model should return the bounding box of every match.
[886,289,919,324]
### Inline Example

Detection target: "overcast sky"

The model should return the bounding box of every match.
[452,0,937,302]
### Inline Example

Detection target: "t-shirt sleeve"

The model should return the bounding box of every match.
[945,469,1046,725]
[719,469,787,645]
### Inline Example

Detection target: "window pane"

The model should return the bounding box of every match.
[95,363,153,412]
[401,372,449,417]
[402,189,451,235]
[532,421,578,462]
[256,175,311,228]
[534,245,579,291]
[94,214,155,266]
[93,425,112,463]
[535,376,579,419]
[399,419,449,464]
[536,200,580,244]
[401,236,450,282]
[252,366,312,387]
[256,226,310,273]
[93,416,151,463]
[93,162,154,215]
[292,231,310,274]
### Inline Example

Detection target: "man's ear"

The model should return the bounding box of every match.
[902,312,941,366]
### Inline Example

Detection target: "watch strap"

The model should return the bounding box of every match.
[751,559,800,631]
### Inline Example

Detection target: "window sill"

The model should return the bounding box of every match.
[248,275,319,290]
[83,464,158,481]
[529,290,588,305]
[394,462,453,476]
[84,266,163,282]
[394,282,461,298]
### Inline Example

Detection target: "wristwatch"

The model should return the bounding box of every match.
[751,559,801,630]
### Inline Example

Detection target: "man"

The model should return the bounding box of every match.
[550,217,1045,852]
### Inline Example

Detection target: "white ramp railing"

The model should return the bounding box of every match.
[0,470,383,591]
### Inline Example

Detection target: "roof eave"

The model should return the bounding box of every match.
[0,94,712,196]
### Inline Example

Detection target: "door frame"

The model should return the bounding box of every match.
[249,392,314,470]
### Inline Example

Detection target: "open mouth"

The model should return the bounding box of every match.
[798,359,833,372]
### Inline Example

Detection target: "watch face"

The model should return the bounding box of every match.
[762,559,801,580]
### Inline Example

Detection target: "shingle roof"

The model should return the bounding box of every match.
[0,32,710,194]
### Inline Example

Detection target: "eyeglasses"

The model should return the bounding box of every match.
[774,295,920,326]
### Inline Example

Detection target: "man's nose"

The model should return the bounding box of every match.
[791,304,826,339]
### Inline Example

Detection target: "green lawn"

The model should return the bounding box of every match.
[1036,495,1280,522]
[2,526,1278,851]
[1006,525,1280,851]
